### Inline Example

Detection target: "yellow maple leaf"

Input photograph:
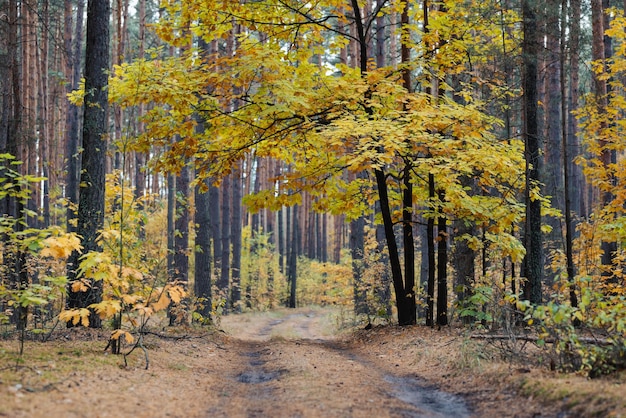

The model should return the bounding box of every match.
[40,234,82,259]
[79,309,90,327]
[134,304,154,317]
[58,309,76,324]
[59,308,91,327]
[150,289,170,312]
[89,300,121,319]
[71,279,90,293]
[167,285,186,304]
[122,294,141,305]
[111,329,135,344]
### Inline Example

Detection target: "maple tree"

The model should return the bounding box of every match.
[108,0,530,326]
[59,173,188,358]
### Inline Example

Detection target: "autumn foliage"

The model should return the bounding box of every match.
[1,0,626,376]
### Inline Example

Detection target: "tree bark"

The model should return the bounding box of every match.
[402,161,416,324]
[522,0,543,304]
[167,173,175,278]
[568,0,583,217]
[350,214,367,315]
[67,0,110,327]
[543,0,563,253]
[560,0,577,311]
[288,205,299,308]
[209,178,221,277]
[231,162,243,311]
[173,164,190,284]
[40,0,50,227]
[218,173,231,309]
[436,190,448,326]
[65,0,85,232]
[195,177,212,319]
[426,174,436,326]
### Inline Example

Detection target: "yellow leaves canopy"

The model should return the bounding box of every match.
[108,0,527,256]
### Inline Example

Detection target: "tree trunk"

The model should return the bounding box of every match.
[560,0,577,311]
[426,174,436,326]
[65,0,85,232]
[15,197,28,330]
[402,161,416,323]
[322,213,328,263]
[400,0,416,323]
[568,0,583,217]
[171,24,193,321]
[350,215,367,315]
[375,168,413,325]
[209,178,221,278]
[522,0,543,304]
[218,174,231,309]
[195,177,212,319]
[591,0,616,275]
[171,163,190,320]
[436,190,448,326]
[288,204,299,308]
[231,162,242,311]
[543,0,562,255]
[452,194,476,324]
[167,173,175,278]
[67,0,110,327]
[40,0,50,227]
[278,205,285,274]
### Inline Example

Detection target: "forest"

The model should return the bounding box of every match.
[1,0,626,387]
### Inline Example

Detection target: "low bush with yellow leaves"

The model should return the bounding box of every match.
[57,172,188,352]
[0,153,83,332]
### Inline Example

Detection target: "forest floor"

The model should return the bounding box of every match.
[0,307,625,417]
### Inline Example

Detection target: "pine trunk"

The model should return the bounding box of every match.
[65,0,85,232]
[288,205,299,308]
[522,0,543,304]
[218,174,231,309]
[231,162,242,311]
[195,177,212,319]
[67,0,110,327]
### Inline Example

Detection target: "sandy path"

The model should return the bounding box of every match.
[2,308,571,417]
[216,308,470,417]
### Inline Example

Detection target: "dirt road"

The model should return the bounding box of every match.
[1,308,571,417]
[216,308,470,417]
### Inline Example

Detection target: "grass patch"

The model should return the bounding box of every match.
[518,374,626,417]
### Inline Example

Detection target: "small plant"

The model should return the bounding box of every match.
[0,154,81,358]
[457,285,495,326]
[509,273,626,377]
[57,173,187,368]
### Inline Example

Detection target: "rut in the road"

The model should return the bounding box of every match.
[222,310,471,417]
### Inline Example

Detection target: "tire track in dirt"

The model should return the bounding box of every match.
[219,308,470,417]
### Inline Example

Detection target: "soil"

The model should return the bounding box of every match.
[0,307,624,417]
